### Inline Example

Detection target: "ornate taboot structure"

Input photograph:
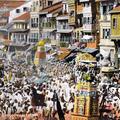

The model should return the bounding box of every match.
[71,81,99,120]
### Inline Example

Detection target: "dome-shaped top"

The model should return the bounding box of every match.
[37,40,45,46]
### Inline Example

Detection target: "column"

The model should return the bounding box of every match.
[11,33,14,42]
[24,34,26,42]
[19,34,21,43]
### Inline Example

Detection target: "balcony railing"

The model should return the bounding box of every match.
[82,6,92,13]
[82,24,96,31]
[57,25,70,30]
[13,38,27,43]
[79,0,90,2]
[101,14,110,21]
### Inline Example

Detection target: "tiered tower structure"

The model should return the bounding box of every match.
[71,81,99,120]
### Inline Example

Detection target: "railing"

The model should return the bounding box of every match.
[82,6,92,13]
[57,25,70,30]
[103,15,107,21]
[83,24,94,31]
[60,41,69,47]
[79,0,90,2]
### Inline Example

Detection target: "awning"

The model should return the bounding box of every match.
[57,29,73,33]
[80,48,98,54]
[81,35,93,41]
[43,29,56,32]
[101,67,118,73]
[100,49,110,58]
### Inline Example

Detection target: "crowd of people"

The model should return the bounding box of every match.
[0,54,120,120]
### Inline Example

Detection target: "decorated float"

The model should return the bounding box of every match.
[34,40,46,66]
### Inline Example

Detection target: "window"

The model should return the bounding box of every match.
[103,29,110,39]
[40,1,41,6]
[48,1,52,6]
[31,18,39,28]
[23,7,28,12]
[65,4,67,10]
[109,5,113,11]
[88,17,90,24]
[75,32,76,38]
[77,31,79,40]
[70,10,74,16]
[83,3,85,7]
[83,17,87,24]
[16,9,20,13]
[103,6,107,15]
[113,18,117,29]
[87,3,89,7]
[30,33,38,42]
[36,18,38,23]
[36,1,39,5]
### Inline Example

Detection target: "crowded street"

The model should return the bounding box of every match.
[0,47,120,120]
[0,0,120,119]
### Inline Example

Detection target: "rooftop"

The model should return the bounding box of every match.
[40,1,63,14]
[109,5,120,14]
[1,12,10,18]
[13,12,30,21]
[0,0,25,9]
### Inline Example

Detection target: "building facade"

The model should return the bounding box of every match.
[0,0,27,42]
[39,1,63,45]
[98,0,115,59]
[30,0,58,43]
[110,5,120,68]
[56,1,74,47]
[9,1,32,23]
[30,0,42,43]
[9,12,30,44]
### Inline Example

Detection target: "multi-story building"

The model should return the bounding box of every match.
[110,5,120,68]
[56,1,74,46]
[30,0,57,43]
[74,1,83,43]
[0,0,25,15]
[66,0,99,48]
[66,0,76,26]
[0,0,26,42]
[39,1,63,45]
[79,0,98,48]
[0,0,32,44]
[9,12,30,44]
[98,0,115,59]
[8,1,32,23]
[0,0,29,27]
[29,0,40,43]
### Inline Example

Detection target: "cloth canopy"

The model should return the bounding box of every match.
[80,48,98,54]
[81,35,93,41]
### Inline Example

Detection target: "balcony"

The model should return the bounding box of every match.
[57,25,73,33]
[82,24,96,32]
[100,15,110,22]
[79,0,91,2]
[57,16,69,20]
[99,39,114,47]
[12,38,27,44]
[10,28,29,33]
[82,6,92,14]
[0,19,7,23]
